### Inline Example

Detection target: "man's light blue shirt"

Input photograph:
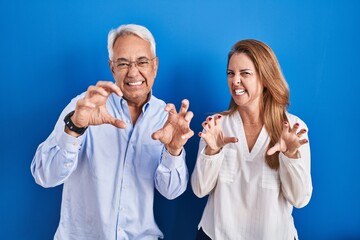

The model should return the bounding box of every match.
[31,93,189,240]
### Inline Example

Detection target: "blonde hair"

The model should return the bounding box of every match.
[222,39,289,169]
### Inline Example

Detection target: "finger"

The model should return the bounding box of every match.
[178,99,190,115]
[181,129,194,140]
[96,81,123,96]
[206,117,214,128]
[76,98,96,109]
[299,138,309,145]
[85,85,109,99]
[214,115,222,126]
[267,142,281,155]
[224,136,238,144]
[110,118,127,129]
[291,122,300,134]
[202,122,210,131]
[297,129,307,138]
[151,129,163,140]
[184,111,194,123]
[198,131,208,140]
[282,121,290,135]
[164,103,177,114]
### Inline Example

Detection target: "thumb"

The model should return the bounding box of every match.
[152,129,163,140]
[224,137,238,144]
[113,119,127,129]
[267,142,281,156]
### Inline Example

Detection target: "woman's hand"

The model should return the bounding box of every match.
[267,121,308,158]
[199,115,238,155]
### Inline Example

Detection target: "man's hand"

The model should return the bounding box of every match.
[152,99,194,156]
[66,81,126,136]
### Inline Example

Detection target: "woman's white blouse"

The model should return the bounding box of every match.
[191,111,312,240]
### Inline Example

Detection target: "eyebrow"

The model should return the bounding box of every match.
[227,68,253,72]
[115,56,150,61]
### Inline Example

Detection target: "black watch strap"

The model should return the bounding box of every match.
[64,111,88,135]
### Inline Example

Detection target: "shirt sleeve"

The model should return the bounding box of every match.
[30,99,84,188]
[155,148,189,200]
[191,139,224,198]
[279,118,313,208]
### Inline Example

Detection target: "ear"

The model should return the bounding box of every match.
[152,57,159,78]
[108,60,115,75]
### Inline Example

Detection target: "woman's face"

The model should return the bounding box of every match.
[227,53,263,110]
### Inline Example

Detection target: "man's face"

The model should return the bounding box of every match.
[110,34,158,106]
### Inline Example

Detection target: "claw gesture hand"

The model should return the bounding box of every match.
[66,81,126,136]
[267,121,309,158]
[199,115,238,155]
[152,99,194,156]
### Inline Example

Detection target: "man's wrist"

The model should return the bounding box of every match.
[64,111,88,136]
[166,147,182,156]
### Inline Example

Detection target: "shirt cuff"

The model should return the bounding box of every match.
[161,148,186,170]
[199,146,224,162]
[279,152,304,167]
[56,130,83,153]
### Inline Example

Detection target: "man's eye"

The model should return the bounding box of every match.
[117,62,129,67]
[137,61,149,66]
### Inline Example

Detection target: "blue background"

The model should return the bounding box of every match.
[1,0,359,239]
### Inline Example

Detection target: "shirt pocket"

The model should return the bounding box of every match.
[261,163,280,190]
[219,149,238,183]
[137,143,163,179]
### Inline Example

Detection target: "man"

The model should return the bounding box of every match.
[31,24,194,240]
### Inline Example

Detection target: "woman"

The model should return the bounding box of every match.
[191,39,312,240]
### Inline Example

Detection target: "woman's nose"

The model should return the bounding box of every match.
[233,76,241,85]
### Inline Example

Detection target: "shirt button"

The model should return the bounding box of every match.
[64,163,72,168]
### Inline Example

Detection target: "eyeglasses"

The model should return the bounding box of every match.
[111,57,157,71]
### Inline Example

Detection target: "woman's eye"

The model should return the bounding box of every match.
[227,72,234,76]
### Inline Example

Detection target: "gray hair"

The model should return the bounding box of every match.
[107,24,156,60]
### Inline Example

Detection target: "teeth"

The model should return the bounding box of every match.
[128,81,143,86]
[235,89,245,95]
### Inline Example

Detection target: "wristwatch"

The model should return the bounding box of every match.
[64,110,88,135]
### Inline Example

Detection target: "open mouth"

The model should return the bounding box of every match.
[235,89,246,96]
[127,81,144,86]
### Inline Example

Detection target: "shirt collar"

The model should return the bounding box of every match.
[112,91,153,114]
